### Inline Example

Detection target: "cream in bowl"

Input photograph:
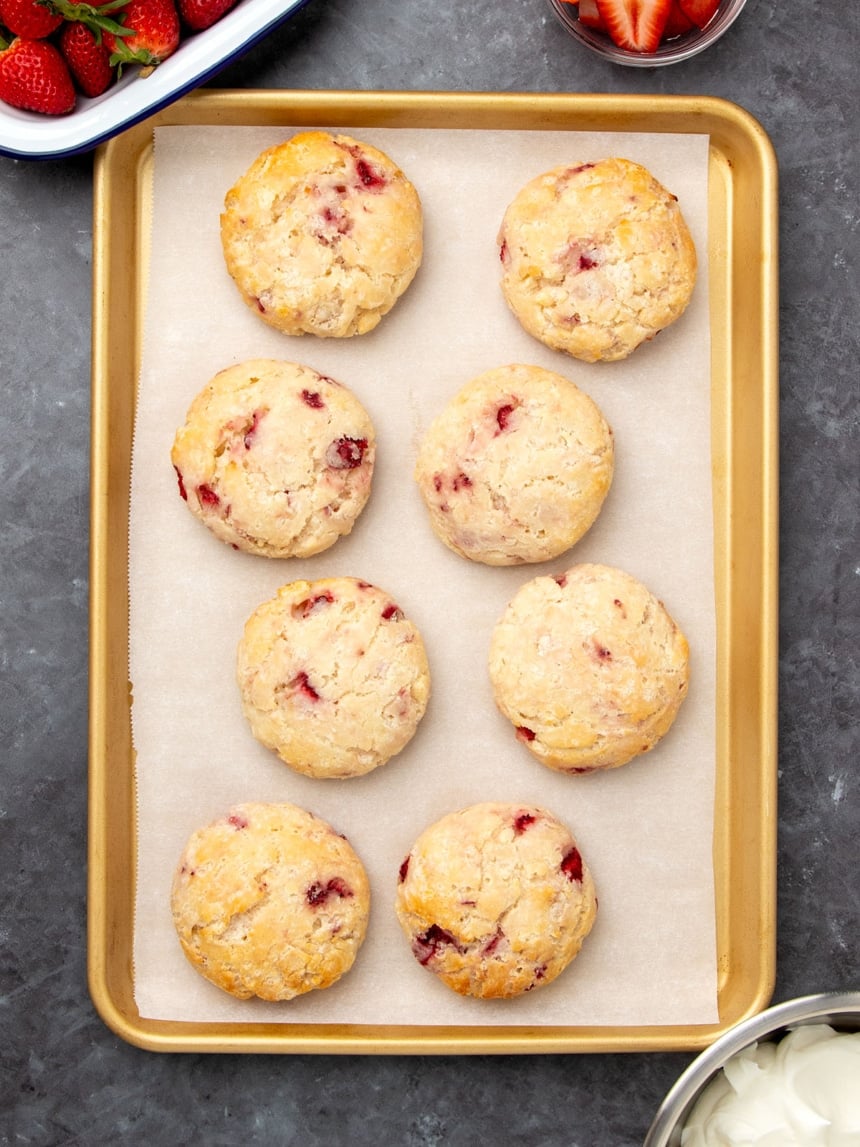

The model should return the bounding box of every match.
[682,1024,860,1144]
[645,992,860,1146]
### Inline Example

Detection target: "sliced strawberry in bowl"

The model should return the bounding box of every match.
[547,0,747,66]
[595,0,671,53]
[662,0,695,38]
[577,0,605,31]
[678,0,721,27]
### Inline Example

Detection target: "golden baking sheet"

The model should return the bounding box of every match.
[88,90,778,1054]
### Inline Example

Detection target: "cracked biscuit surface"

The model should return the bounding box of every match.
[489,563,690,772]
[498,157,697,363]
[220,131,423,338]
[414,363,614,565]
[171,802,370,1001]
[395,802,597,999]
[237,577,431,779]
[170,359,375,558]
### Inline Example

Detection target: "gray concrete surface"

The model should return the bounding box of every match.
[1,0,858,1142]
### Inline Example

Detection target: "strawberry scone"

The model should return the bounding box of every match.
[498,157,697,363]
[170,359,375,558]
[237,577,431,779]
[220,131,423,338]
[414,363,614,565]
[489,563,690,772]
[170,802,370,1001]
[395,802,597,999]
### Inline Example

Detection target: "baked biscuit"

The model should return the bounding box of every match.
[237,577,431,779]
[498,157,697,363]
[488,563,689,772]
[171,802,370,1001]
[171,360,375,558]
[395,802,597,999]
[220,131,423,338]
[413,363,614,565]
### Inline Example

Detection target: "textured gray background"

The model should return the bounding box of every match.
[1,0,858,1143]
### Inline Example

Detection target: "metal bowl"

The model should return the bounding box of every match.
[644,991,860,1146]
[546,0,748,67]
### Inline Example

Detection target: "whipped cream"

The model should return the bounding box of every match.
[681,1024,860,1146]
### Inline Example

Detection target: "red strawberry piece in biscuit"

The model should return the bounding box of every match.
[326,436,369,470]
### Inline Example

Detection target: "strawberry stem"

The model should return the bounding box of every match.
[108,41,159,70]
[38,0,134,41]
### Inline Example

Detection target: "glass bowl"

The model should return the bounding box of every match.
[547,0,748,67]
[644,991,860,1146]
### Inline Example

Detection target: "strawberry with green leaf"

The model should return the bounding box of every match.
[102,0,180,70]
[45,0,137,50]
[59,19,115,96]
[0,30,76,113]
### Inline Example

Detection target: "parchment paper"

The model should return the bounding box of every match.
[130,124,718,1027]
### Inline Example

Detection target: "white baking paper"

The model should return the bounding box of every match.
[130,123,718,1027]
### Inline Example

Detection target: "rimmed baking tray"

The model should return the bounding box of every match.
[89,90,778,1054]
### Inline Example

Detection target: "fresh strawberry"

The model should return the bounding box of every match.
[0,0,62,38]
[595,0,671,52]
[663,0,695,37]
[59,19,115,96]
[176,0,238,31]
[678,0,720,27]
[578,0,606,30]
[0,32,76,113]
[103,0,180,70]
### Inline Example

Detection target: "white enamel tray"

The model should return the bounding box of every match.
[0,0,311,159]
